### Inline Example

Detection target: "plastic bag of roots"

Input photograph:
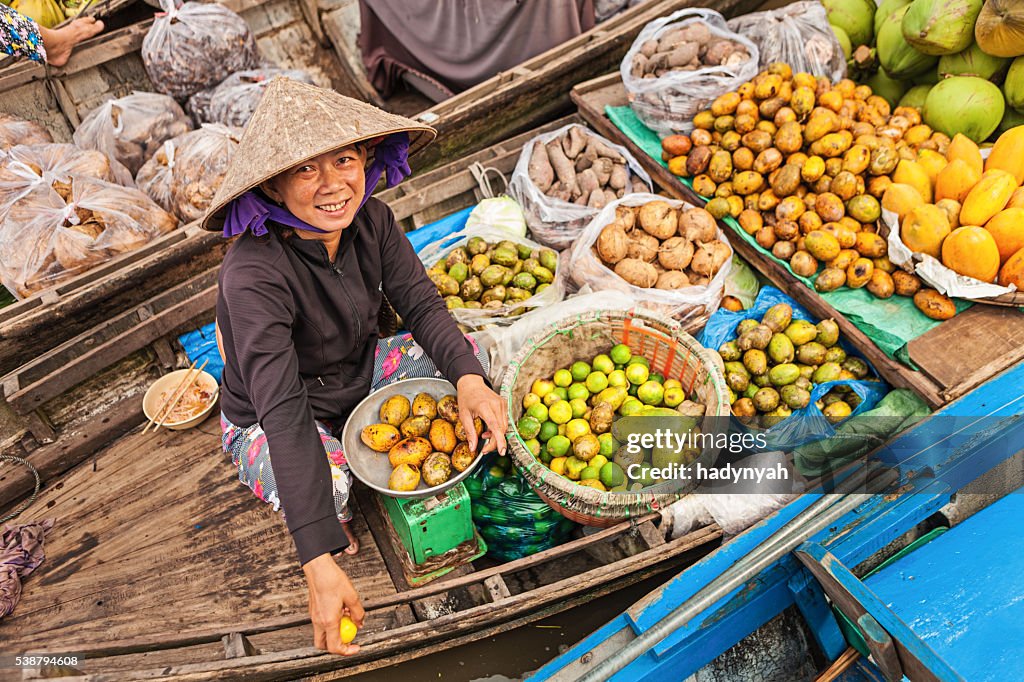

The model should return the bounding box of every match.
[568,193,733,326]
[508,123,653,250]
[187,68,316,126]
[73,92,192,183]
[727,1,846,83]
[0,177,178,298]
[0,114,52,152]
[136,123,242,223]
[141,0,261,101]
[0,144,122,221]
[621,8,759,136]
[417,225,567,331]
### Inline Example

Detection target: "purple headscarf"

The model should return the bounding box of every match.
[222,131,412,239]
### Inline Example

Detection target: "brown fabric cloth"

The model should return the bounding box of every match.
[0,519,54,620]
[359,0,596,98]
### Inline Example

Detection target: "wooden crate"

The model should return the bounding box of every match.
[569,73,1024,409]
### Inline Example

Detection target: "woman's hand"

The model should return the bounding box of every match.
[303,554,365,656]
[456,374,508,455]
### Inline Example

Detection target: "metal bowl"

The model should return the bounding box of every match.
[341,378,486,499]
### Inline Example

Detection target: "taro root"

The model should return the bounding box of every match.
[678,208,718,242]
[657,236,695,270]
[690,241,731,277]
[626,232,660,262]
[597,224,629,264]
[614,258,659,287]
[638,200,678,240]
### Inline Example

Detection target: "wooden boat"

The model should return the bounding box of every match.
[534,360,1024,681]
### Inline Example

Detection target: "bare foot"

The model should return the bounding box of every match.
[341,521,360,555]
[40,17,105,68]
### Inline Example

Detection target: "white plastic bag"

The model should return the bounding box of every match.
[0,177,178,298]
[73,92,192,182]
[188,68,316,126]
[0,114,52,151]
[727,2,847,83]
[508,123,653,250]
[464,196,527,239]
[136,124,242,223]
[417,226,567,330]
[568,193,732,325]
[141,0,261,101]
[0,144,122,221]
[621,8,759,136]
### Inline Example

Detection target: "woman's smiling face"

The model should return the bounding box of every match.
[262,144,367,232]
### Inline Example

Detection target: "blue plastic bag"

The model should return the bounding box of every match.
[178,323,224,384]
[406,206,473,254]
[699,286,888,449]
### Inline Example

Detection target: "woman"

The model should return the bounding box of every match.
[0,7,103,66]
[201,78,508,657]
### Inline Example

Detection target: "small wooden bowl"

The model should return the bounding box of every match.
[143,369,219,430]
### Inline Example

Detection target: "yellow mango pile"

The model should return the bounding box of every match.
[883,125,1024,291]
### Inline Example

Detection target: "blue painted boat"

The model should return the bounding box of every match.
[533,361,1024,681]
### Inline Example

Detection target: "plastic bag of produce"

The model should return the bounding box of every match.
[0,177,178,298]
[141,0,261,101]
[187,68,316,126]
[698,286,888,449]
[0,114,52,151]
[568,193,732,325]
[507,123,653,250]
[727,2,846,82]
[135,123,242,223]
[463,454,576,562]
[621,8,759,136]
[73,92,192,182]
[417,224,567,330]
[0,144,122,220]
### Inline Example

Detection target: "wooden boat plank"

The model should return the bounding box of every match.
[570,74,949,408]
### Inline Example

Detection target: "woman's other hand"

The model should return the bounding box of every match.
[456,374,508,455]
[303,554,365,656]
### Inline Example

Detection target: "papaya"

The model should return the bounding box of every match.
[975,0,1024,58]
[941,226,1001,281]
[959,170,1017,225]
[923,76,1005,143]
[901,204,951,258]
[882,182,927,217]
[902,0,984,56]
[946,133,984,175]
[985,124,1024,184]
[1008,187,1024,209]
[934,159,980,202]
[892,159,933,202]
[916,149,947,184]
[998,246,1024,288]
[984,208,1024,262]
[878,6,939,79]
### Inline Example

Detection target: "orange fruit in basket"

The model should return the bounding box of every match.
[941,226,1001,282]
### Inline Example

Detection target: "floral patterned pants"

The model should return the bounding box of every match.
[221,332,489,521]
[0,6,44,63]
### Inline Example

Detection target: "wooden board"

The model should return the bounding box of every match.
[568,73,1024,409]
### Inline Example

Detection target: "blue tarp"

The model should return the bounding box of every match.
[406,206,474,254]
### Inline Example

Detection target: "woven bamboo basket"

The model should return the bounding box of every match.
[500,309,730,527]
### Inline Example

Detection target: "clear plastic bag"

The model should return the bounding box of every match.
[73,92,192,182]
[0,177,178,299]
[417,225,568,330]
[508,123,653,250]
[621,8,760,136]
[141,0,261,101]
[727,1,847,83]
[206,69,315,127]
[0,144,121,221]
[568,193,732,325]
[0,114,52,151]
[136,123,242,223]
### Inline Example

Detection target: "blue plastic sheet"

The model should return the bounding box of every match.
[406,206,474,254]
[699,286,889,449]
[178,324,224,384]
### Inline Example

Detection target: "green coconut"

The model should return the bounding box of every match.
[913,68,941,85]
[996,106,1024,135]
[899,83,933,108]
[1005,56,1024,112]
[902,0,984,56]
[879,5,940,78]
[923,75,1006,142]
[866,69,911,107]
[938,41,1010,78]
[821,0,877,47]
[876,0,913,38]
[831,24,853,58]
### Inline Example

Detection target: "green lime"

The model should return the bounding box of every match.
[625,363,650,386]
[610,344,632,365]
[598,432,618,457]
[522,392,541,409]
[592,353,615,374]
[579,466,600,481]
[539,445,553,463]
[664,386,686,407]
[548,400,573,424]
[628,383,639,397]
[524,438,541,456]
[650,373,665,384]
[568,383,590,401]
[552,386,569,401]
[526,402,548,423]
[489,466,506,478]
[627,356,650,368]
[589,454,609,471]
[664,379,683,390]
[531,379,555,397]
[619,397,644,416]
[608,369,628,388]
[569,398,589,419]
[570,361,592,382]
[586,371,609,394]
[538,420,559,442]
[565,418,591,441]
[637,381,665,406]
[517,415,541,439]
[543,391,564,407]
[600,461,626,489]
[553,369,573,387]
[547,435,571,457]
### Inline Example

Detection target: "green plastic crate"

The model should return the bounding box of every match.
[379,482,476,565]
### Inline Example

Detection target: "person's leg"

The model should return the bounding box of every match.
[371,331,490,390]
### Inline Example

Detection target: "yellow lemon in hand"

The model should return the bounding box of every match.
[339,616,358,644]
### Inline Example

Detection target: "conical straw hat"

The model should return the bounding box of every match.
[201,78,436,231]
